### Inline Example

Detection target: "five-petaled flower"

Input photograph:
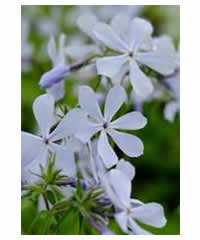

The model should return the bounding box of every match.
[94,17,177,98]
[21,94,81,183]
[102,160,167,234]
[76,85,147,168]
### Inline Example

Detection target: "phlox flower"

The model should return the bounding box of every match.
[76,85,147,168]
[131,77,164,112]
[65,14,103,61]
[21,19,33,71]
[164,70,180,122]
[102,161,167,234]
[164,46,180,122]
[79,140,106,186]
[77,5,142,23]
[21,94,81,183]
[39,34,70,101]
[94,17,177,98]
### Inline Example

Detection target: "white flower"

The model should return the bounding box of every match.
[76,85,147,168]
[21,94,82,183]
[94,17,177,98]
[39,34,70,101]
[102,160,167,235]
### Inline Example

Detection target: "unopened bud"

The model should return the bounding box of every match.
[39,64,71,89]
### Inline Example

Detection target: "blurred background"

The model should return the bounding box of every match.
[21,5,180,235]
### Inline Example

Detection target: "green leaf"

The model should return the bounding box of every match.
[46,190,56,205]
[21,198,38,234]
[79,218,100,235]
[108,219,125,235]
[57,208,80,235]
[28,211,55,235]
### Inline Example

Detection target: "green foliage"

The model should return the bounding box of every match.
[21,198,38,234]
[57,208,81,234]
[28,211,55,235]
[21,156,113,235]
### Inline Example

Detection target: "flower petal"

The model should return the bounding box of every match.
[129,59,154,98]
[128,18,153,51]
[22,149,49,184]
[164,101,179,122]
[47,81,65,101]
[47,36,58,66]
[94,22,128,52]
[65,44,101,61]
[111,111,147,130]
[104,85,127,122]
[58,33,67,64]
[136,36,177,75]
[115,211,128,233]
[110,14,130,41]
[96,55,128,79]
[164,73,180,98]
[50,143,77,177]
[103,168,131,209]
[33,94,55,136]
[39,64,70,89]
[21,132,43,167]
[78,85,103,122]
[77,14,98,41]
[128,218,151,235]
[108,129,144,157]
[116,159,135,181]
[98,131,118,168]
[133,203,167,228]
[50,108,89,142]
[75,120,101,143]
[130,198,144,208]
[110,63,129,85]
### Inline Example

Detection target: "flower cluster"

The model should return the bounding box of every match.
[21,7,179,235]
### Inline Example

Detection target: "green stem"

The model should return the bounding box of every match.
[43,192,50,211]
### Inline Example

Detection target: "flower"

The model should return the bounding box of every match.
[21,19,33,71]
[164,70,180,122]
[79,140,106,186]
[94,17,177,98]
[131,77,164,112]
[102,160,167,235]
[65,14,104,62]
[21,94,82,183]
[164,46,180,122]
[39,34,70,101]
[76,85,147,168]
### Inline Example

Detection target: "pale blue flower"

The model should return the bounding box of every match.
[94,17,177,98]
[21,94,82,183]
[164,46,180,122]
[76,85,147,168]
[21,19,33,71]
[102,160,167,235]
[164,70,180,122]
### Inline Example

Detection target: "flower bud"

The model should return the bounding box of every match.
[39,64,71,89]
